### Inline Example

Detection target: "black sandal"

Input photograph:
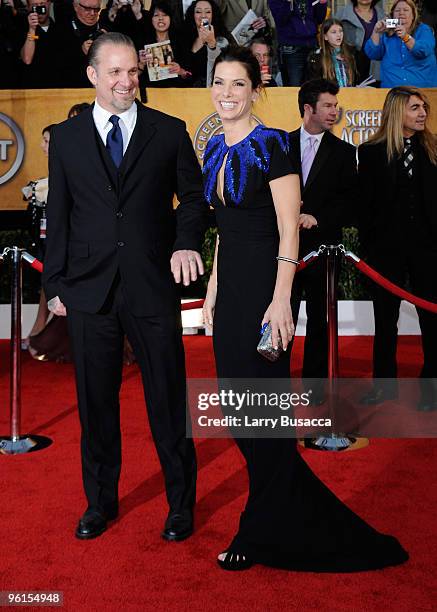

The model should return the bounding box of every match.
[217,551,254,571]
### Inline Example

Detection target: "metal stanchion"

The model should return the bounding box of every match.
[0,247,52,455]
[304,245,367,452]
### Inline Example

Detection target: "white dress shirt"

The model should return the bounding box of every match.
[300,125,324,163]
[92,100,137,155]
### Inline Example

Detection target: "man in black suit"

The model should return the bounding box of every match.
[43,32,208,540]
[289,79,357,402]
[358,86,437,411]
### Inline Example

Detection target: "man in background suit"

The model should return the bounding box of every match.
[358,86,437,410]
[43,32,208,540]
[289,78,357,403]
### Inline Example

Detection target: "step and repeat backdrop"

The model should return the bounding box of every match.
[1,87,436,210]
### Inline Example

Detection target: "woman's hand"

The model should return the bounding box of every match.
[203,279,217,332]
[373,19,387,35]
[131,0,143,20]
[179,67,192,79]
[395,24,408,39]
[81,38,93,55]
[199,23,216,49]
[251,16,266,31]
[168,61,182,74]
[108,0,121,22]
[139,49,153,66]
[261,298,294,352]
[260,70,273,85]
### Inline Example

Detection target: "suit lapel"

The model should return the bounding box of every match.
[304,131,332,192]
[77,108,116,183]
[75,107,119,206]
[418,143,435,210]
[289,128,301,159]
[289,129,303,190]
[381,142,397,189]
[120,101,157,181]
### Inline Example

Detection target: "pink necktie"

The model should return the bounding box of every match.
[301,136,317,185]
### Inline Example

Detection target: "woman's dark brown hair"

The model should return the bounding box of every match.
[212,45,263,90]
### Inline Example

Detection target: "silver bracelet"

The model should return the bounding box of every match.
[276,256,299,265]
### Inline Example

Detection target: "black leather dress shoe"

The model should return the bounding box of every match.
[161,512,193,542]
[360,387,398,406]
[75,509,116,540]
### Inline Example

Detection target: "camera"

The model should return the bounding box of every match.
[119,0,133,5]
[30,5,47,14]
[385,18,399,29]
[88,29,103,41]
[201,18,210,28]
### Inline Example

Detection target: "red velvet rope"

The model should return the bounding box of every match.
[22,252,43,273]
[296,254,318,272]
[18,248,437,314]
[351,257,437,314]
[181,299,204,311]
[19,250,319,312]
[28,259,43,273]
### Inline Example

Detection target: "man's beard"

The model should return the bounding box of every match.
[112,92,137,112]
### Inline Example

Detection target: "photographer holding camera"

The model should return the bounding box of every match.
[19,0,60,87]
[364,0,437,87]
[181,0,232,87]
[53,0,109,86]
[0,0,22,88]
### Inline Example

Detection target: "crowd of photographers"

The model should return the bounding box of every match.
[1,0,436,91]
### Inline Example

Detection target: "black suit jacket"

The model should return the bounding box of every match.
[43,101,208,316]
[289,128,357,256]
[357,139,437,254]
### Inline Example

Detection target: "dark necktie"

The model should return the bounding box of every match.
[106,115,123,168]
[403,138,413,179]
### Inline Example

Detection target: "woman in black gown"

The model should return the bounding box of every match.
[202,46,408,572]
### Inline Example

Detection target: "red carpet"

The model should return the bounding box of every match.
[0,337,436,611]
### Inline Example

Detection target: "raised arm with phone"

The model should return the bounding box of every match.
[365,0,437,88]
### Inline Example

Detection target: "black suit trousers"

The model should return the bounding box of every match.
[67,279,196,517]
[369,249,437,384]
[291,258,330,381]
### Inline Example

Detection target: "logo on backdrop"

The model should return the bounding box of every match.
[0,113,25,186]
[341,109,382,146]
[192,108,382,156]
[193,112,262,163]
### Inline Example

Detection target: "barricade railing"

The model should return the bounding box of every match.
[1,243,436,455]
[0,247,52,454]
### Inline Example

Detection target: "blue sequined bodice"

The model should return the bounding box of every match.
[203,125,289,207]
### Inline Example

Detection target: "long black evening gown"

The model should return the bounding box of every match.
[202,124,408,571]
